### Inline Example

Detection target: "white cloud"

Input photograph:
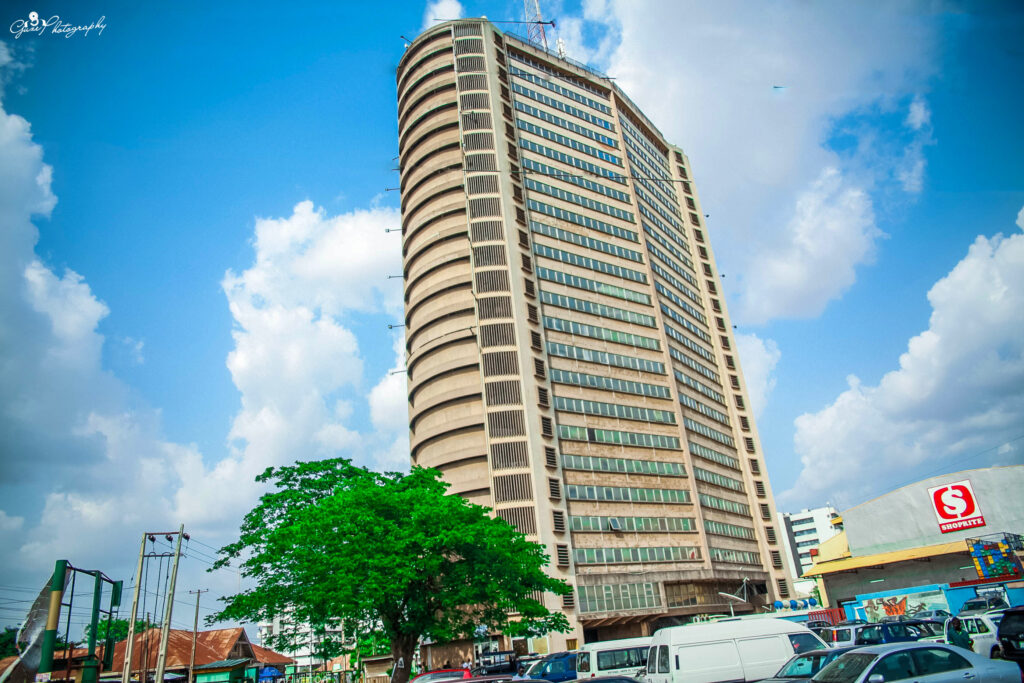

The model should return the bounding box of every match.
[735,167,882,323]
[0,510,24,532]
[1016,205,1024,230]
[782,215,1024,508]
[421,0,464,32]
[906,95,931,131]
[562,1,939,324]
[735,333,781,419]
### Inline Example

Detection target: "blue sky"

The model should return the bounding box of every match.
[1,0,1022,631]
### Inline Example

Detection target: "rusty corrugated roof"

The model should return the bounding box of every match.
[250,645,295,666]
[110,629,230,673]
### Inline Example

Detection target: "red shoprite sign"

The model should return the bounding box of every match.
[928,479,986,534]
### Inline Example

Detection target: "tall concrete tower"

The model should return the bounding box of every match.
[397,19,791,648]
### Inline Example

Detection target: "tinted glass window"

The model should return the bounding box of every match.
[546,660,567,675]
[888,625,909,639]
[657,645,669,673]
[597,648,643,671]
[1001,613,1024,638]
[577,654,591,673]
[910,647,970,675]
[789,633,822,654]
[812,653,876,683]
[869,652,916,682]
[976,620,990,634]
[778,654,823,678]
[857,626,882,644]
[964,619,978,634]
[833,629,851,642]
[646,647,657,674]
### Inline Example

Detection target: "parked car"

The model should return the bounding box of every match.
[947,610,1006,658]
[901,620,946,643]
[852,621,930,646]
[761,646,861,681]
[808,641,1020,682]
[818,624,864,648]
[412,670,474,683]
[568,677,641,683]
[478,651,517,675]
[576,637,650,678]
[959,594,1009,614]
[996,605,1024,670]
[530,652,578,682]
[643,619,827,683]
[915,609,952,621]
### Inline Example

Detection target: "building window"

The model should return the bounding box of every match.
[545,446,557,468]
[552,510,566,532]
[556,544,570,566]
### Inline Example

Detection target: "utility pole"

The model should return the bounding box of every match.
[154,525,185,683]
[141,613,151,683]
[188,589,209,683]
[123,534,148,683]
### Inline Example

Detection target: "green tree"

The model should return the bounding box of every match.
[210,459,570,683]
[83,618,148,643]
[1,626,18,658]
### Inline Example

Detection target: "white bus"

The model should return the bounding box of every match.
[576,636,652,678]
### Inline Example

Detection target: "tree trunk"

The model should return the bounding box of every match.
[389,634,418,683]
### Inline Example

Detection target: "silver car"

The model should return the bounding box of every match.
[809,641,1020,682]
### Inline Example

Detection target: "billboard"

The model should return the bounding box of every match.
[928,479,986,533]
[863,589,950,623]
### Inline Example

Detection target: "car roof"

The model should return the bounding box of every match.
[847,642,959,655]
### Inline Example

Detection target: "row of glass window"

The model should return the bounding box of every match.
[520,138,626,186]
[561,454,685,476]
[547,341,665,374]
[537,267,651,305]
[636,186,684,233]
[534,243,647,284]
[544,316,661,351]
[554,396,677,425]
[508,51,612,100]
[796,539,818,548]
[699,492,751,516]
[559,425,682,450]
[628,152,681,216]
[665,324,716,367]
[667,345,721,384]
[528,198,637,242]
[517,119,622,166]
[793,528,817,537]
[572,516,695,532]
[577,582,661,614]
[664,309,712,347]
[549,368,671,399]
[575,545,702,564]
[704,519,756,540]
[710,547,762,565]
[522,158,631,203]
[526,178,635,222]
[514,100,618,148]
[512,82,616,131]
[643,216,694,261]
[541,290,655,328]
[693,466,745,492]
[659,289,707,330]
[510,66,613,114]
[689,441,741,471]
[648,240,698,285]
[684,417,737,448]
[619,115,671,176]
[676,369,727,406]
[654,275,702,315]
[566,483,690,503]
[531,220,643,263]
[680,392,731,428]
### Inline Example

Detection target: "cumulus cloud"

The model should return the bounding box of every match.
[781,214,1024,508]
[736,167,882,323]
[906,95,931,131]
[735,333,781,419]
[421,0,464,32]
[560,1,939,324]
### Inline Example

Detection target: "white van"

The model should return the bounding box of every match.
[643,619,827,683]
[576,636,652,678]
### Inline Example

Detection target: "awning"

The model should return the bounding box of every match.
[802,541,966,577]
[259,667,282,680]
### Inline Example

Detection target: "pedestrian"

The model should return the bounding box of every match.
[443,661,451,670]
[512,666,528,681]
[947,618,973,651]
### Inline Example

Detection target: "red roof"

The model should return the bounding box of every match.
[250,644,295,666]
[110,628,252,673]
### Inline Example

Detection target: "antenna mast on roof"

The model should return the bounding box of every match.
[523,0,549,50]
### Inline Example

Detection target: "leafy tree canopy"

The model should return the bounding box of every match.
[1,626,18,658]
[83,618,148,644]
[210,460,570,683]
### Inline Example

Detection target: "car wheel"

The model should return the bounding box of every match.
[990,646,1001,659]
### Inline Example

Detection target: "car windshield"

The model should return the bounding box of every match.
[812,654,876,683]
[913,623,943,636]
[777,654,827,678]
[417,673,464,683]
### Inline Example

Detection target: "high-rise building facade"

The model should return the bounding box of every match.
[397,19,789,645]
[778,506,840,592]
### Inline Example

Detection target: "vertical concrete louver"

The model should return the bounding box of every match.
[397,19,789,645]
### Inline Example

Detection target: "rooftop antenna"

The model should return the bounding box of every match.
[523,0,549,50]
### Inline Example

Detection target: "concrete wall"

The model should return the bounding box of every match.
[843,466,1024,556]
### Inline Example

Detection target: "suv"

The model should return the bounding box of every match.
[997,606,1024,670]
[954,610,1006,658]
[819,621,868,647]
[854,621,931,645]
[960,595,1010,613]
[477,651,517,675]
[528,652,577,682]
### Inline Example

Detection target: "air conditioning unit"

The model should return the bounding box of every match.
[608,517,623,531]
